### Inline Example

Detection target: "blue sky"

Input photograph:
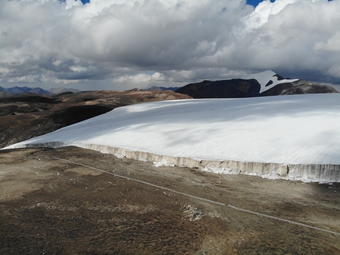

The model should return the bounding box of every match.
[246,0,274,6]
[1,0,339,90]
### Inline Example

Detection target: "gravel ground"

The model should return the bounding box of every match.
[1,147,340,254]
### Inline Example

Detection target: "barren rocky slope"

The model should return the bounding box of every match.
[0,90,191,148]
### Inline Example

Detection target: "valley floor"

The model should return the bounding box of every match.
[1,147,339,254]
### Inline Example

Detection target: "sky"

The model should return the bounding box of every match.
[1,0,339,91]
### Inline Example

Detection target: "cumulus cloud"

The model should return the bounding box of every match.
[0,0,339,90]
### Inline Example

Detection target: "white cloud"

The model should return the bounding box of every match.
[244,0,296,30]
[315,31,340,52]
[0,0,339,90]
[112,72,168,90]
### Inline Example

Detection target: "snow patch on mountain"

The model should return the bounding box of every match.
[242,70,299,93]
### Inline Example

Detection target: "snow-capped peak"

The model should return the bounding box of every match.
[242,70,299,93]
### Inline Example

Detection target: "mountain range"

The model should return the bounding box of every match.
[176,70,338,98]
[0,86,80,96]
[1,70,338,98]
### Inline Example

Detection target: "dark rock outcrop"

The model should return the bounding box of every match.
[176,79,261,98]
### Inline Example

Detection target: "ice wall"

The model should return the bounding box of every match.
[11,142,340,183]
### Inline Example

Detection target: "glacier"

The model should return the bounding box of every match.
[4,94,340,182]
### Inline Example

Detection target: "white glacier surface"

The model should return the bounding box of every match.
[4,94,340,182]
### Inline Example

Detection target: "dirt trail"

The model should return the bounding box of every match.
[1,147,339,254]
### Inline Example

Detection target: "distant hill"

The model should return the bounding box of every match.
[49,87,80,95]
[145,86,180,92]
[176,70,338,98]
[0,86,80,97]
[0,91,11,98]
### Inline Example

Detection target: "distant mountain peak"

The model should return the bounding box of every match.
[241,70,298,93]
[49,87,80,95]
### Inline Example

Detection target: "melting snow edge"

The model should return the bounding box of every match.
[7,142,340,183]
